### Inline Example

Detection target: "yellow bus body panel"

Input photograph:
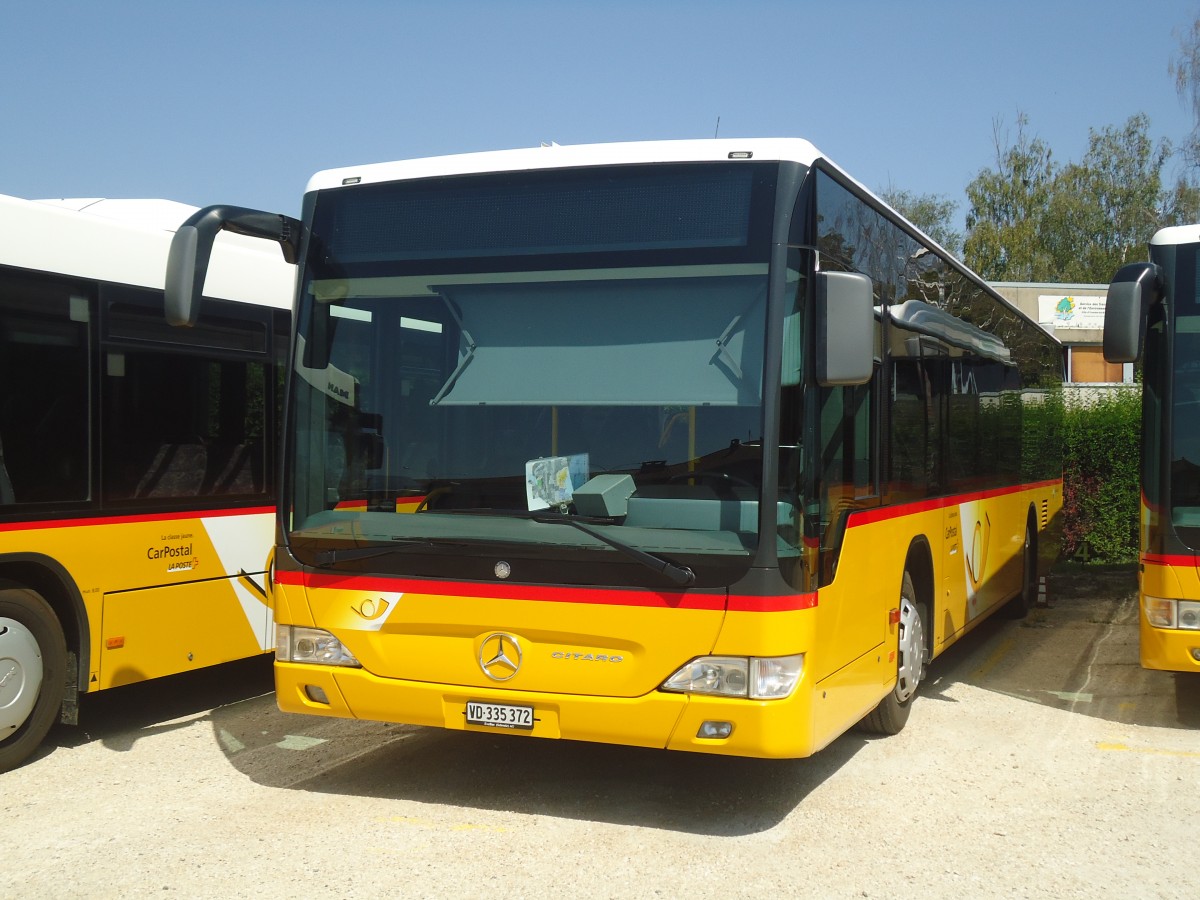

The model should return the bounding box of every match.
[275,480,1061,758]
[276,652,829,758]
[1139,559,1200,672]
[284,577,727,698]
[1,509,273,690]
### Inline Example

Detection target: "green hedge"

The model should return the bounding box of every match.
[1061,389,1140,564]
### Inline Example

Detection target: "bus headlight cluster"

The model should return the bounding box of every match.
[275,625,361,666]
[1144,597,1200,630]
[661,654,803,699]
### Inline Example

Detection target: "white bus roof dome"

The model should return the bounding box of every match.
[33,198,199,232]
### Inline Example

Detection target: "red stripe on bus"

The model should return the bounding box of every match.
[0,506,275,533]
[1142,554,1199,567]
[727,592,817,612]
[847,479,1060,528]
[276,570,816,612]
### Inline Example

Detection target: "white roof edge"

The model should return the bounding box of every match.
[32,197,200,232]
[0,192,295,308]
[305,137,824,193]
[1152,223,1200,246]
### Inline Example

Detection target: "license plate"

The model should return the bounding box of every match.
[466,701,534,730]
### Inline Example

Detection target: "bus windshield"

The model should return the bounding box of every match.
[286,162,782,587]
[1171,244,1200,532]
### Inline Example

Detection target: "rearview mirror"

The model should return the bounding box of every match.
[165,205,301,327]
[1103,261,1162,363]
[815,271,874,386]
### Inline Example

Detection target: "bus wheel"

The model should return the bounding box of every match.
[1005,523,1037,619]
[861,571,927,735]
[0,588,67,773]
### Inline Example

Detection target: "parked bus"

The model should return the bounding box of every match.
[167,139,1063,758]
[1105,225,1200,672]
[0,194,294,772]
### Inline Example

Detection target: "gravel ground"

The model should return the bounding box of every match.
[3,573,1198,899]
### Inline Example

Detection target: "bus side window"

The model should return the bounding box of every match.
[817,372,878,582]
[0,435,13,504]
[0,275,90,504]
[102,293,273,504]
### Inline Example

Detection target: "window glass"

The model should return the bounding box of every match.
[890,358,932,496]
[0,272,90,504]
[1170,247,1200,529]
[101,290,273,503]
[316,166,760,266]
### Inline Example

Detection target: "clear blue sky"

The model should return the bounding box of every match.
[3,0,1198,222]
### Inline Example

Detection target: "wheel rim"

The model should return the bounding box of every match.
[894,595,926,703]
[0,617,44,737]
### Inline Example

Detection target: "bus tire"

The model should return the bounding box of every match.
[0,587,67,773]
[1005,521,1037,619]
[861,571,927,735]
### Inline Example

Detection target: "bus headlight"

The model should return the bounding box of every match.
[661,654,803,700]
[1144,596,1175,628]
[1143,597,1200,630]
[275,625,360,666]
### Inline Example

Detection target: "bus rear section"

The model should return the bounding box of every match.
[0,193,292,772]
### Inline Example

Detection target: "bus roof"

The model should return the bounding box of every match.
[35,197,202,232]
[304,137,1053,343]
[0,192,294,310]
[306,137,825,194]
[1151,223,1200,247]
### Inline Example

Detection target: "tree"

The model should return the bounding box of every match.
[879,186,963,256]
[963,113,1200,284]
[1051,114,1175,280]
[1171,16,1200,169]
[962,114,1056,282]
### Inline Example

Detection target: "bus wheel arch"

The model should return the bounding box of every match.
[1004,507,1039,619]
[860,541,932,735]
[0,557,89,720]
[0,586,68,773]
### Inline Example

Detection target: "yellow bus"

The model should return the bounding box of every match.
[1105,225,1200,672]
[167,139,1063,758]
[0,194,293,772]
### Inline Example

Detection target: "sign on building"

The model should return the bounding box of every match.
[1038,294,1106,330]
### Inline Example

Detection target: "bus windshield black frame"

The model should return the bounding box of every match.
[285,161,789,589]
[1162,242,1200,543]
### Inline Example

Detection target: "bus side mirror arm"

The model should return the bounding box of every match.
[165,205,302,327]
[815,271,874,386]
[1103,261,1163,363]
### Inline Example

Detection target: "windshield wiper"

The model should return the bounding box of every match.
[312,537,437,566]
[428,508,696,586]
[535,513,696,587]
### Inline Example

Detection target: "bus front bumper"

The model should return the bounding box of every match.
[1140,616,1200,671]
[274,661,819,759]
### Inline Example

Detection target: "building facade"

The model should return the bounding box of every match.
[991,282,1133,385]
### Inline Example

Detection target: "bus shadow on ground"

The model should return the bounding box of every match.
[923,569,1200,731]
[199,567,1194,835]
[37,654,275,762]
[236,721,870,836]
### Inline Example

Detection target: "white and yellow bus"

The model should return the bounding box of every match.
[1105,225,1200,672]
[168,139,1063,758]
[0,194,294,772]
